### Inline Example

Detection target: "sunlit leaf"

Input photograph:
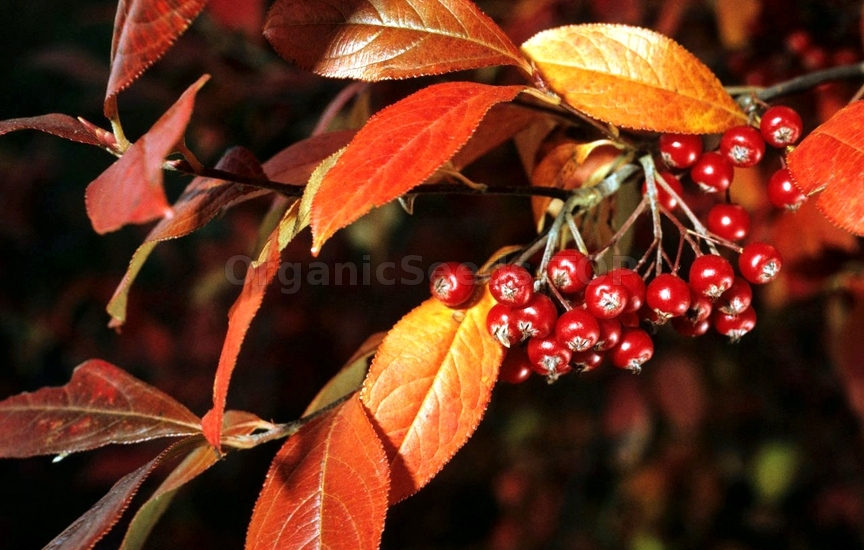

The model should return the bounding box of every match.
[787,100,864,235]
[0,114,116,150]
[361,286,504,503]
[264,0,530,80]
[0,359,200,458]
[521,24,746,133]
[310,82,525,253]
[245,396,389,550]
[86,75,209,235]
[107,0,208,102]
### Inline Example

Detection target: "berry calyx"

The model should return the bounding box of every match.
[546,249,594,295]
[527,336,572,382]
[572,349,605,373]
[717,277,753,316]
[513,294,558,340]
[642,170,684,211]
[720,125,766,168]
[707,203,750,242]
[760,105,803,148]
[672,316,711,338]
[767,167,806,211]
[659,134,703,169]
[738,242,782,284]
[486,303,520,347]
[690,152,734,193]
[489,264,535,307]
[555,309,601,352]
[610,328,654,373]
[688,254,735,299]
[646,273,691,319]
[713,306,757,342]
[584,274,630,319]
[430,262,475,307]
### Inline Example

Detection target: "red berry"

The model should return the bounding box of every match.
[486,303,520,347]
[659,134,703,169]
[760,106,803,147]
[738,242,782,284]
[637,303,667,328]
[707,203,750,242]
[430,262,475,307]
[767,168,806,211]
[527,335,573,382]
[642,170,684,211]
[584,274,629,319]
[690,152,734,193]
[717,277,752,316]
[555,309,601,352]
[489,264,535,307]
[720,125,766,168]
[572,349,605,373]
[607,268,646,313]
[498,347,533,384]
[513,294,558,340]
[646,273,691,319]
[713,306,757,342]
[672,316,711,337]
[689,254,735,299]
[610,328,654,373]
[594,317,623,351]
[546,249,594,294]
[686,287,714,323]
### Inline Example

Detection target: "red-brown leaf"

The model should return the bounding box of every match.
[262,130,356,184]
[107,0,208,102]
[310,82,524,253]
[86,75,209,235]
[787,100,864,235]
[264,0,530,81]
[245,396,389,550]
[0,114,115,149]
[361,287,503,503]
[521,24,746,133]
[0,359,200,459]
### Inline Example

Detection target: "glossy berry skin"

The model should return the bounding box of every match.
[610,328,654,373]
[489,264,535,307]
[513,294,558,341]
[498,347,533,384]
[527,336,573,382]
[486,303,520,347]
[672,316,711,337]
[689,254,735,299]
[659,134,703,169]
[686,288,713,323]
[594,317,623,351]
[767,168,806,211]
[760,106,803,147]
[584,274,629,319]
[717,277,752,316]
[738,242,782,284]
[642,170,684,211]
[690,152,734,193]
[555,309,600,352]
[608,268,646,313]
[720,125,765,168]
[430,262,475,307]
[571,349,605,373]
[546,249,594,295]
[707,203,750,242]
[713,306,757,342]
[646,274,691,319]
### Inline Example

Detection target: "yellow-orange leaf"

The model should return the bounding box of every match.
[521,24,746,133]
[361,287,503,503]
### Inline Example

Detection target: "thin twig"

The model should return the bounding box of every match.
[755,62,864,102]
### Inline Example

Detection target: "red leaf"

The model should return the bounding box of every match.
[262,130,356,184]
[0,114,116,150]
[361,287,503,503]
[207,0,265,38]
[787,100,864,235]
[0,359,200,459]
[86,75,209,235]
[264,0,530,81]
[245,396,389,550]
[107,0,208,102]
[310,82,524,253]
[43,437,202,550]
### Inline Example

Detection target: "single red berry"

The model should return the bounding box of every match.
[767,167,806,211]
[610,328,654,373]
[720,125,766,168]
[642,170,684,211]
[584,274,630,319]
[760,106,803,147]
[686,287,714,323]
[486,303,520,347]
[646,273,691,319]
[637,303,667,328]
[527,335,573,382]
[572,349,605,373]
[430,262,475,307]
[707,203,750,242]
[689,254,735,299]
[546,249,594,294]
[672,316,711,337]
[608,268,646,313]
[555,309,601,352]
[690,152,734,193]
[785,30,812,55]
[619,311,640,328]
[513,293,558,341]
[738,242,782,284]
[717,277,753,316]
[498,347,533,384]
[659,134,703,169]
[594,317,623,352]
[713,306,757,342]
[489,264,535,307]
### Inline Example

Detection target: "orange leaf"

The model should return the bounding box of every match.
[787,100,864,236]
[310,82,525,253]
[245,396,389,550]
[86,75,209,235]
[0,359,200,458]
[361,287,504,503]
[107,0,208,102]
[264,0,531,80]
[521,24,746,133]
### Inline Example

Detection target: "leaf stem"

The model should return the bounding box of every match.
[734,62,864,103]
